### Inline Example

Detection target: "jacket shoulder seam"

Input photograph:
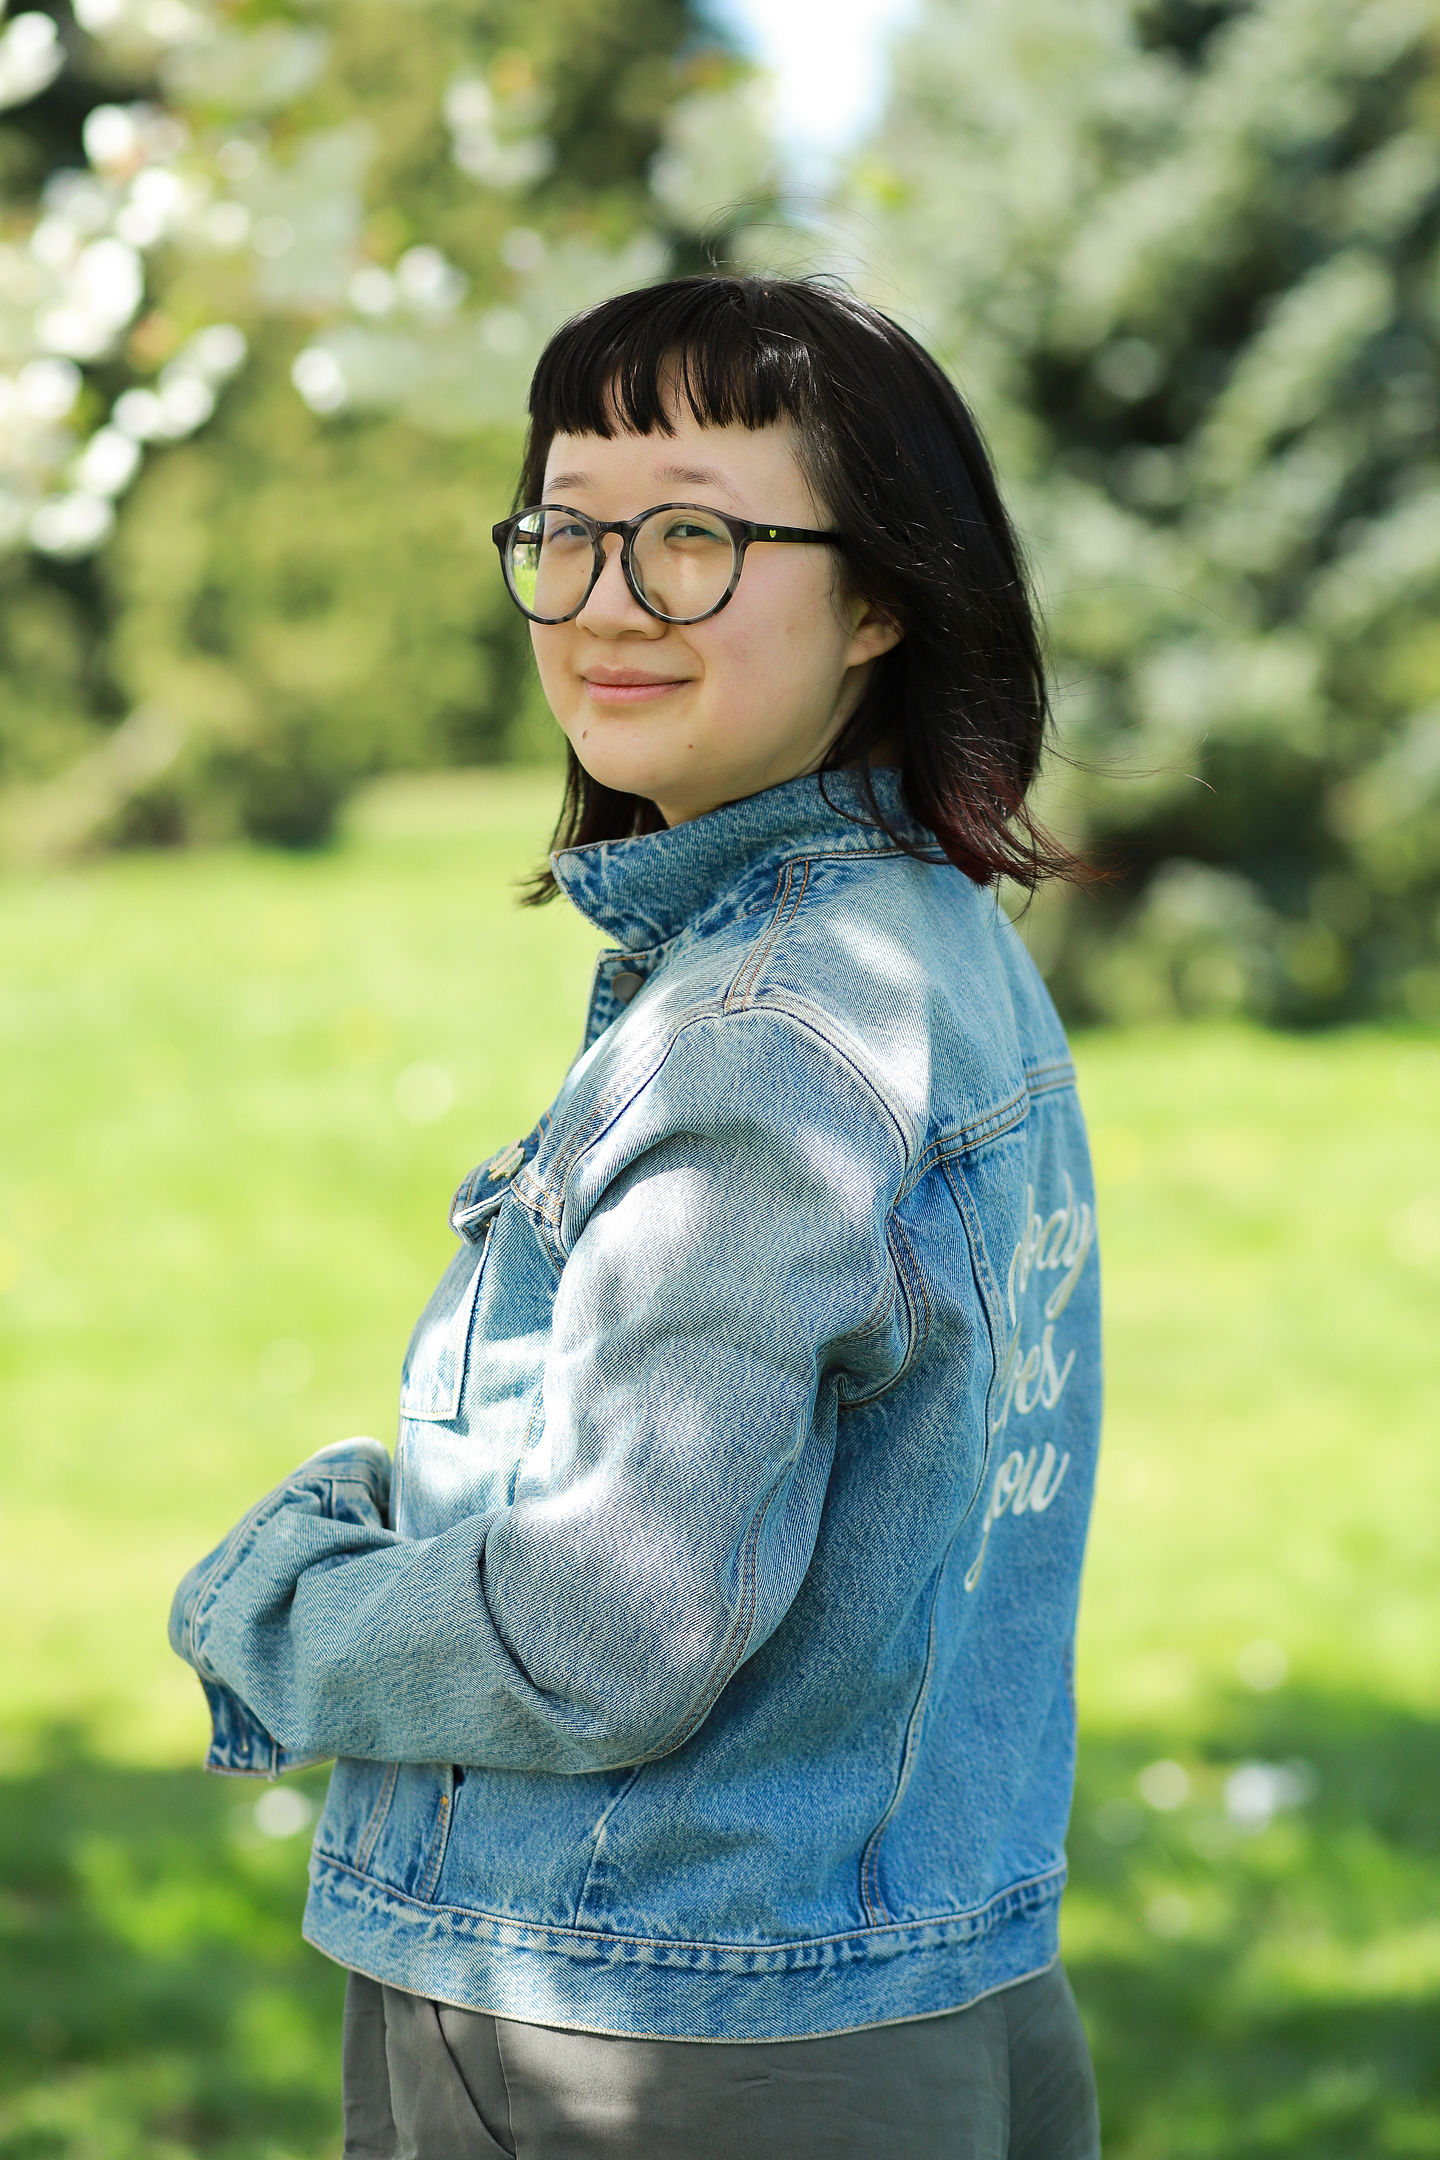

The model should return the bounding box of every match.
[522,996,916,1248]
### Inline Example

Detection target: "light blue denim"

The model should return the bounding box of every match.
[170,769,1103,2043]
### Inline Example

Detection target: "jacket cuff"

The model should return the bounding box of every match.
[200,1677,328,1779]
[169,1435,392,1672]
[172,1437,391,1775]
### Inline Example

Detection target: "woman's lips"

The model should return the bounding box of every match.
[582,677,689,705]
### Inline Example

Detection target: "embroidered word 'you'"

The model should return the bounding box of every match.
[965,1174,1094,1593]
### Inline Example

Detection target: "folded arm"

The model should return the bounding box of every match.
[171,1013,906,1775]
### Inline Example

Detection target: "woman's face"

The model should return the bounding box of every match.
[531,404,900,827]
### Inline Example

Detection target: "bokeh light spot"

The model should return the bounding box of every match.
[393,1062,456,1126]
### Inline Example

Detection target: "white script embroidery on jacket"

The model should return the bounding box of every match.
[964,1174,1094,1593]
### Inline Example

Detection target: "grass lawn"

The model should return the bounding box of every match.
[2,768,1438,2157]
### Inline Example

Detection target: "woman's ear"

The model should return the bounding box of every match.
[845,601,904,669]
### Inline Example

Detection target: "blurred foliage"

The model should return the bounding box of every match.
[0,0,767,846]
[0,1752,344,2160]
[820,0,1440,1025]
[1067,1692,1440,2156]
[7,0,1440,1025]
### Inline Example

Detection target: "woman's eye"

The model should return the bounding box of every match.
[544,521,590,549]
[664,518,726,544]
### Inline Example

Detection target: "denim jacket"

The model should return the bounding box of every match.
[170,770,1102,2042]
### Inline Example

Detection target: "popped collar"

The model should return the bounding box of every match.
[550,767,935,955]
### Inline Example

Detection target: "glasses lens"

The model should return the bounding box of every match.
[630,507,736,622]
[507,508,595,621]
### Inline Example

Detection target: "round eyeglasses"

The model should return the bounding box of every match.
[492,502,843,626]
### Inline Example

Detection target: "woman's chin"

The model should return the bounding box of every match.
[562,739,707,819]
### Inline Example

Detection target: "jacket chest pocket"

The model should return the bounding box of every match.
[400,1117,545,1425]
[398,1228,491,1423]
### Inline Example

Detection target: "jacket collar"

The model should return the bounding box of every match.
[551,769,932,953]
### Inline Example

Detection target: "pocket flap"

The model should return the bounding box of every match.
[450,1118,547,1241]
[398,1236,488,1422]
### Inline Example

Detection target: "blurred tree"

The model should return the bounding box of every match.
[1,0,765,848]
[836,0,1440,1024]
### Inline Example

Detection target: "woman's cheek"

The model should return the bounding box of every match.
[529,628,572,719]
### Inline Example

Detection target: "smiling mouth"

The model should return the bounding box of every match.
[582,675,690,704]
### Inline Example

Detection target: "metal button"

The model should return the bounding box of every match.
[612,971,643,1004]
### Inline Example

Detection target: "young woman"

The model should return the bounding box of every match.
[171,275,1103,2158]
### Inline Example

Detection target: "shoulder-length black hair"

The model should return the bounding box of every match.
[515,273,1079,899]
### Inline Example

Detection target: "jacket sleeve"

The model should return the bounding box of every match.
[170,1012,908,1774]
[170,1437,392,1778]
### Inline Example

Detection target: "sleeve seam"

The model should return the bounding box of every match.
[636,1465,786,1762]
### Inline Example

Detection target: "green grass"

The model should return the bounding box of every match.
[2,768,1438,2156]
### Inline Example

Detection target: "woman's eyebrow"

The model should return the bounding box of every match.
[544,463,737,495]
[657,463,734,491]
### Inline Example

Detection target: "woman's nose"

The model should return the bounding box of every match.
[575,534,659,635]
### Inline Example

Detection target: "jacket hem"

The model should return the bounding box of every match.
[301,1854,1065,2042]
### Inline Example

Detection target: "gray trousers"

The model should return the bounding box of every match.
[342,1962,1100,2159]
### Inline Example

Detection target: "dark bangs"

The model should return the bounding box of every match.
[515,275,1082,899]
[517,279,834,508]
